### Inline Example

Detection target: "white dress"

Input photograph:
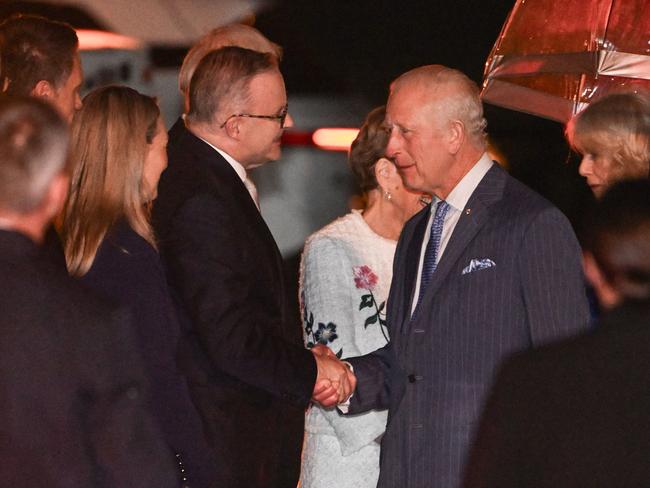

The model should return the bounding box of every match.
[299,210,397,488]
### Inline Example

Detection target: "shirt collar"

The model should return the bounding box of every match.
[196,136,247,183]
[435,152,493,212]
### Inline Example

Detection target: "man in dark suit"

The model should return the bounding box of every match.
[153,46,353,487]
[463,179,650,487]
[344,65,590,487]
[0,96,176,487]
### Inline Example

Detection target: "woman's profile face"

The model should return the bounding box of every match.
[578,149,618,198]
[142,117,168,201]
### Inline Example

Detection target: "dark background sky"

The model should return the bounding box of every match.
[255,0,593,227]
[0,0,594,226]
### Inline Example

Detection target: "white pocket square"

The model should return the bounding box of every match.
[462,258,496,275]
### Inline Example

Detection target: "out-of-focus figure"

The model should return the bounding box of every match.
[299,106,426,488]
[61,86,215,487]
[0,94,176,488]
[566,91,650,198]
[463,179,650,488]
[0,14,84,267]
[0,14,82,122]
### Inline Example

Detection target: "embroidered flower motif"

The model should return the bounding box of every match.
[314,322,338,345]
[354,265,389,343]
[353,265,378,291]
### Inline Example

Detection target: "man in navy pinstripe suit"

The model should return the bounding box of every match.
[344,65,590,488]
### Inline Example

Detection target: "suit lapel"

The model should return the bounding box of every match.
[413,164,507,322]
[394,207,430,334]
[182,127,285,276]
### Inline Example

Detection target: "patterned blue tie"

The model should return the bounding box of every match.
[414,200,450,312]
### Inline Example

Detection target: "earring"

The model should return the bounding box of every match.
[384,190,392,201]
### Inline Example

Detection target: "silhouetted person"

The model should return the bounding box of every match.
[464,179,650,488]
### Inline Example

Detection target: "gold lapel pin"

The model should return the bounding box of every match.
[465,208,472,215]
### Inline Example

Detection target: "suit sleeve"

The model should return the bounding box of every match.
[163,193,317,407]
[301,235,388,455]
[518,207,590,345]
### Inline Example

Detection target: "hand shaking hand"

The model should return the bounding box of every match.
[310,344,356,408]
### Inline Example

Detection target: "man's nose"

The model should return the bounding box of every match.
[386,131,400,158]
[284,112,294,129]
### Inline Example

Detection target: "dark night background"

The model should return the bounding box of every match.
[1,0,595,228]
[254,0,593,229]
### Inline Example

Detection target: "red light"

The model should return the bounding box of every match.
[76,29,142,51]
[312,128,359,151]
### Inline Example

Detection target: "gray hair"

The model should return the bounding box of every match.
[179,23,281,97]
[0,95,69,212]
[393,65,487,148]
[187,46,276,126]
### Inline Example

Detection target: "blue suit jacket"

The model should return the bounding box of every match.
[348,164,590,488]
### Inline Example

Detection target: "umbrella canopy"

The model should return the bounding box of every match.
[34,0,262,45]
[482,0,650,122]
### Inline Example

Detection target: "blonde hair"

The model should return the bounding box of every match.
[61,86,160,276]
[179,23,281,98]
[566,91,650,181]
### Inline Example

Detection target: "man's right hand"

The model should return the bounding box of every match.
[310,344,356,408]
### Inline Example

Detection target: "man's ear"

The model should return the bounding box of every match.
[31,80,56,100]
[221,116,241,140]
[447,120,465,155]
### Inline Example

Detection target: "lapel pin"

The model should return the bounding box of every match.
[465,208,472,215]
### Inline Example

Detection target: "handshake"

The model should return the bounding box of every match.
[310,344,356,408]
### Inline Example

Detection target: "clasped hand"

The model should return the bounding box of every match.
[310,344,356,408]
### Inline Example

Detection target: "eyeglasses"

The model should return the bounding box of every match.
[220,104,289,129]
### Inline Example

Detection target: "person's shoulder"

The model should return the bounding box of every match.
[306,212,360,245]
[500,171,555,212]
[492,170,571,231]
[303,213,364,263]
[38,256,125,324]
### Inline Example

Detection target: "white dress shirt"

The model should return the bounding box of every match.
[410,153,494,315]
[197,136,260,210]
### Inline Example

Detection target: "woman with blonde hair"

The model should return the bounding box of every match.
[61,86,214,487]
[565,90,650,198]
[299,106,427,488]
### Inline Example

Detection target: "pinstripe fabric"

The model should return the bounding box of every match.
[348,164,590,488]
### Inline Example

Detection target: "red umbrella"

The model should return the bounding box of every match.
[482,0,650,122]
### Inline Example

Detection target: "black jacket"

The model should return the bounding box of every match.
[81,221,216,487]
[464,299,650,487]
[153,122,317,487]
[0,229,176,487]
